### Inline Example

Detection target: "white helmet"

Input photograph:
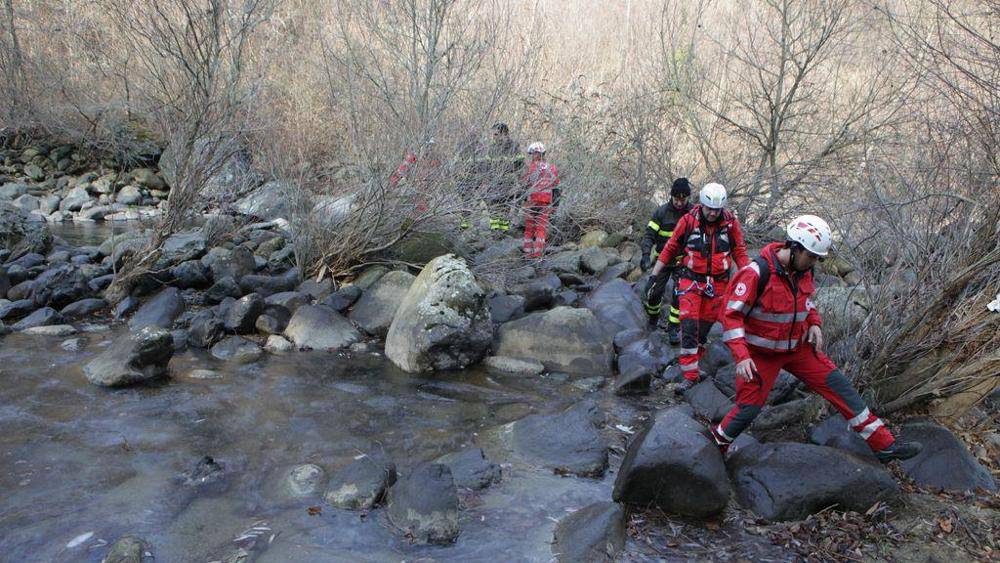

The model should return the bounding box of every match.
[699,182,727,209]
[786,214,833,256]
[527,142,546,155]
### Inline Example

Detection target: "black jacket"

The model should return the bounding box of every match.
[641,201,693,259]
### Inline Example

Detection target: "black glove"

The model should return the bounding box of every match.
[640,254,651,271]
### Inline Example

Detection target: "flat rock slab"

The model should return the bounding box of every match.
[495,306,613,376]
[511,400,608,477]
[210,336,263,363]
[284,305,361,351]
[552,501,626,563]
[728,442,899,521]
[434,447,501,490]
[349,270,415,337]
[324,454,397,510]
[128,287,185,330]
[83,327,174,387]
[898,421,997,492]
[483,355,545,376]
[387,463,459,544]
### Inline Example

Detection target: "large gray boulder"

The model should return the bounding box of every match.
[159,136,258,202]
[83,327,174,387]
[233,180,297,221]
[128,287,185,330]
[898,421,997,492]
[511,400,608,477]
[12,307,63,331]
[349,270,415,337]
[387,463,460,544]
[551,502,626,563]
[613,407,730,518]
[283,305,361,351]
[158,229,207,267]
[324,454,397,510]
[30,265,89,309]
[686,380,736,423]
[201,246,255,281]
[238,268,300,297]
[434,447,501,490]
[728,442,899,521]
[385,255,492,373]
[495,307,613,376]
[1,201,52,258]
[582,278,646,336]
[210,335,263,363]
[224,293,265,334]
[808,414,877,461]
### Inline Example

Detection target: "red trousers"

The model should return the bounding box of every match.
[715,345,896,452]
[677,277,728,381]
[523,204,551,258]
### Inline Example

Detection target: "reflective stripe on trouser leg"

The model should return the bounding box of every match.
[644,272,669,318]
[718,404,763,441]
[823,369,895,451]
[678,317,701,381]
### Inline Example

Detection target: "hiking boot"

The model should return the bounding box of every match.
[875,441,922,463]
[674,377,698,396]
[710,425,732,455]
[667,324,680,346]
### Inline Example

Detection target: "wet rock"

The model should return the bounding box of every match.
[551,501,625,563]
[238,267,299,297]
[0,298,35,320]
[617,332,676,381]
[349,270,415,337]
[187,368,222,380]
[729,442,899,521]
[510,274,561,312]
[205,276,242,304]
[808,414,877,461]
[686,380,736,423]
[60,298,106,319]
[385,255,492,372]
[898,421,997,492]
[496,307,613,376]
[282,464,326,498]
[83,327,174,387]
[324,454,397,510]
[714,366,799,405]
[182,455,225,487]
[103,535,148,563]
[188,311,225,348]
[613,407,730,518]
[113,295,141,320]
[88,273,114,293]
[116,185,142,205]
[1,201,52,257]
[319,285,362,313]
[59,187,92,212]
[0,182,29,199]
[31,265,90,309]
[23,324,77,336]
[129,287,185,330]
[284,305,360,351]
[0,268,8,298]
[583,279,646,336]
[12,307,63,330]
[264,291,310,313]
[483,355,545,376]
[170,259,212,289]
[613,328,645,352]
[387,463,460,544]
[296,279,333,301]
[264,334,293,354]
[511,400,608,477]
[489,294,525,323]
[224,293,264,334]
[7,279,34,301]
[60,337,86,352]
[434,447,501,490]
[210,336,263,363]
[202,246,255,281]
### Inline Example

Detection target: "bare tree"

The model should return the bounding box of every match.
[0,0,33,127]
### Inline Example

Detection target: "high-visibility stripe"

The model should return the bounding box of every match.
[748,261,761,275]
[847,407,872,428]
[727,300,747,312]
[722,328,745,341]
[648,220,660,231]
[680,362,699,372]
[748,310,810,323]
[680,347,699,355]
[745,334,796,350]
[670,307,680,314]
[858,419,884,440]
[715,424,734,442]
[668,315,679,323]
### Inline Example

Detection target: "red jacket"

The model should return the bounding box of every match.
[656,206,749,277]
[521,161,559,204]
[720,242,823,362]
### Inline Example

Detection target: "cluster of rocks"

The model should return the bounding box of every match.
[1,145,170,224]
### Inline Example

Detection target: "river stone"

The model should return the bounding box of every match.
[0,182,29,199]
[129,287,185,330]
[233,180,293,220]
[324,454,397,510]
[238,267,300,297]
[728,442,899,521]
[210,336,263,363]
[701,340,734,377]
[495,307,613,376]
[188,311,225,348]
[613,407,730,518]
[319,285,362,313]
[510,275,560,312]
[12,307,63,331]
[489,294,525,323]
[187,368,222,380]
[170,260,212,289]
[61,337,86,352]
[22,324,77,336]
[385,254,492,373]
[7,279,34,302]
[282,464,326,498]
[1,201,52,257]
[103,535,147,563]
[284,305,360,351]
[511,400,608,477]
[808,414,877,461]
[582,278,646,337]
[0,268,8,298]
[60,298,107,319]
[0,298,36,320]
[264,334,293,354]
[159,230,207,266]
[83,327,174,387]
[750,397,820,431]
[116,185,142,205]
[387,463,460,544]
[580,247,612,275]
[265,291,310,313]
[686,380,736,423]
[30,265,90,309]
[205,276,242,304]
[551,501,625,563]
[131,168,166,190]
[12,193,39,212]
[224,293,264,334]
[898,421,997,492]
[59,186,91,212]
[349,270,415,337]
[434,447,501,490]
[352,265,388,290]
[296,279,333,301]
[202,246,255,281]
[483,355,545,376]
